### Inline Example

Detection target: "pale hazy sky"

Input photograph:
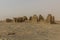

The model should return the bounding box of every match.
[0,0,60,20]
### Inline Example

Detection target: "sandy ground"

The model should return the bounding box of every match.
[0,22,60,40]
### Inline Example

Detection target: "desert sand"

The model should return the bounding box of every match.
[0,22,59,40]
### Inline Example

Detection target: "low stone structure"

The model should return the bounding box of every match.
[23,16,28,20]
[46,14,55,24]
[6,18,13,22]
[30,15,38,23]
[13,17,24,22]
[29,16,32,21]
[38,15,44,22]
[13,16,28,23]
[13,18,18,22]
[52,16,55,23]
